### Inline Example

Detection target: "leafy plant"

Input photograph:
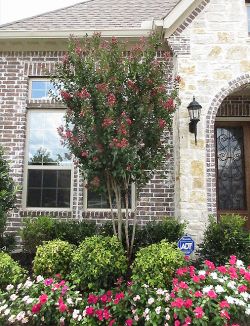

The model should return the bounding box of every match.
[70,235,127,290]
[52,33,180,257]
[33,239,75,278]
[132,240,185,288]
[198,214,250,265]
[0,252,26,290]
[54,219,97,245]
[20,216,56,253]
[0,146,17,250]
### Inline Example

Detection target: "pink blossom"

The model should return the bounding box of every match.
[125,319,133,326]
[58,303,67,313]
[174,320,181,326]
[184,299,193,308]
[194,291,203,298]
[171,298,184,308]
[31,303,42,314]
[238,285,247,293]
[192,275,200,283]
[207,290,217,299]
[229,255,237,265]
[217,266,227,274]
[219,300,230,309]
[193,306,204,319]
[60,90,72,101]
[179,281,189,289]
[39,294,48,305]
[158,119,166,129]
[204,260,215,270]
[88,294,99,304]
[44,278,54,286]
[78,87,90,99]
[107,93,116,107]
[86,306,95,316]
[220,310,230,320]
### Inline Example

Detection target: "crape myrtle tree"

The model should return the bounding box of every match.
[52,33,180,257]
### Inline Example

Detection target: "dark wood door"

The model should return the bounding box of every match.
[215,122,250,230]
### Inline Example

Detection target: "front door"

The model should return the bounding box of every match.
[215,122,250,229]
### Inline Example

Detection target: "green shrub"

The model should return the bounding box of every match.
[198,214,250,265]
[20,216,56,253]
[0,252,26,290]
[135,217,186,250]
[33,239,75,278]
[54,219,97,245]
[132,240,185,288]
[71,235,127,290]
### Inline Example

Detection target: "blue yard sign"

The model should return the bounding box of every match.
[178,235,195,256]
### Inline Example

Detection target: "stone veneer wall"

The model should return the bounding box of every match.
[0,51,175,235]
[167,0,250,242]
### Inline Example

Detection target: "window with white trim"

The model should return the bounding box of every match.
[246,2,250,34]
[24,109,72,209]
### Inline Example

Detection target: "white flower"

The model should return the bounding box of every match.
[198,270,206,276]
[16,311,25,321]
[236,260,244,268]
[26,298,34,304]
[156,289,164,295]
[66,298,73,305]
[148,297,154,305]
[60,317,65,323]
[24,280,33,289]
[165,293,170,301]
[72,309,79,319]
[165,314,170,320]
[4,308,10,316]
[0,304,8,312]
[227,281,236,289]
[8,315,15,323]
[17,284,23,290]
[6,284,14,291]
[145,315,150,321]
[143,284,149,288]
[134,315,139,321]
[22,296,30,303]
[202,285,213,294]
[78,315,82,321]
[21,317,29,324]
[234,298,245,307]
[10,294,18,301]
[215,285,225,293]
[246,307,250,315]
[165,308,170,313]
[240,292,249,301]
[155,306,161,314]
[36,275,44,283]
[133,295,140,302]
[143,308,150,317]
[225,296,235,304]
[210,272,218,280]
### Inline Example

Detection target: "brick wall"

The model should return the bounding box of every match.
[0,51,176,234]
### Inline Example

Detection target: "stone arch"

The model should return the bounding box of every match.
[206,73,250,215]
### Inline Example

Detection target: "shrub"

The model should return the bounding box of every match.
[71,235,127,290]
[0,252,26,290]
[33,240,75,278]
[54,219,97,245]
[132,240,185,288]
[198,214,250,265]
[135,217,186,250]
[20,216,56,253]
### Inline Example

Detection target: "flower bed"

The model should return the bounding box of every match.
[0,256,249,325]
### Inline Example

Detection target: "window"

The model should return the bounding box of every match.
[85,185,135,210]
[30,79,56,100]
[24,110,73,209]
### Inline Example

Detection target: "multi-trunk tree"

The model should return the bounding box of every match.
[52,33,179,257]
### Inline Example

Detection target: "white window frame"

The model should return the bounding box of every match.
[29,78,56,100]
[83,182,136,212]
[23,108,73,211]
[246,3,250,34]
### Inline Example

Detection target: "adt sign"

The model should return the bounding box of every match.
[178,235,195,256]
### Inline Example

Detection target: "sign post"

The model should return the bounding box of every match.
[177,235,195,256]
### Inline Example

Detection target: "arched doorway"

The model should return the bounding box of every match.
[206,76,250,230]
[215,88,250,229]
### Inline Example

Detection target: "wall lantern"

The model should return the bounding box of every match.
[187,96,202,145]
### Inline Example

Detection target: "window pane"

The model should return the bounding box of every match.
[26,169,71,208]
[87,188,131,209]
[28,111,71,165]
[31,80,56,99]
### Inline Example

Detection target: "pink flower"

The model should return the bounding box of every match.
[204,260,215,270]
[60,90,72,101]
[95,309,103,321]
[184,299,193,308]
[58,303,67,313]
[229,255,237,265]
[192,275,200,283]
[31,303,41,314]
[244,272,250,282]
[238,285,247,293]
[88,294,99,304]
[103,309,111,320]
[125,319,133,326]
[78,87,90,99]
[44,278,54,286]
[107,93,116,107]
[102,118,114,128]
[171,298,184,308]
[86,306,95,316]
[96,83,108,93]
[193,307,204,319]
[100,294,108,303]
[217,266,227,274]
[114,292,125,304]
[194,291,203,298]
[174,320,181,326]
[39,294,48,305]
[220,310,230,320]
[158,119,166,129]
[207,290,217,299]
[219,300,230,309]
[185,316,192,324]
[109,320,116,326]
[179,281,189,289]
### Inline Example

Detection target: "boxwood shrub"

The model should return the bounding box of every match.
[70,235,127,290]
[0,252,27,290]
[33,239,75,278]
[132,240,185,288]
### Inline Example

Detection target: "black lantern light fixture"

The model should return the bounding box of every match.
[187,96,202,145]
